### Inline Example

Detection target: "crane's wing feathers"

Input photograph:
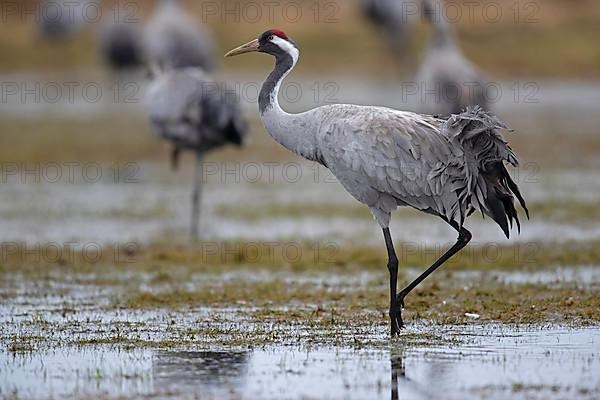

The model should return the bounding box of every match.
[315,105,526,235]
[318,106,461,218]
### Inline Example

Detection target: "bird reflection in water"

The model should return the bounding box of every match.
[391,350,433,400]
[152,351,249,396]
[391,351,406,400]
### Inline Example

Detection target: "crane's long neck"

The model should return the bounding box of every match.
[258,49,320,162]
[258,52,294,115]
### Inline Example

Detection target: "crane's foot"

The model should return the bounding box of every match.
[390,302,405,336]
[393,292,407,334]
[390,313,404,336]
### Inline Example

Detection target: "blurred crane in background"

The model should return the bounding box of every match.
[147,67,248,240]
[38,0,90,39]
[360,0,422,66]
[415,0,488,116]
[98,19,145,72]
[145,0,216,72]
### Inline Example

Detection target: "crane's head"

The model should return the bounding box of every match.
[225,29,299,64]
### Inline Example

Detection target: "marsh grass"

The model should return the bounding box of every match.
[1,235,599,350]
[4,266,598,351]
[1,239,599,280]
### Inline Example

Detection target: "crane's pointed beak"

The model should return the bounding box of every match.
[225,39,260,58]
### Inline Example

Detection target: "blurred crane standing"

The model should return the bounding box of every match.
[415,0,489,116]
[147,67,247,240]
[145,0,216,72]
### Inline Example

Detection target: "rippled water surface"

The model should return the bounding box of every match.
[2,326,599,399]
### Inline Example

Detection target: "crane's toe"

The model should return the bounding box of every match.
[390,303,405,336]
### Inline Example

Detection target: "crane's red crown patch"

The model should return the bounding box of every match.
[270,29,289,40]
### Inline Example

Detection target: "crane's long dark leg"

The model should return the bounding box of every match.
[190,152,204,241]
[171,146,181,171]
[383,228,401,336]
[396,221,472,324]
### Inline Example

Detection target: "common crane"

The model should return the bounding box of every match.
[98,19,145,71]
[147,67,247,240]
[226,29,528,336]
[39,0,89,39]
[361,0,421,61]
[145,0,215,72]
[415,0,489,116]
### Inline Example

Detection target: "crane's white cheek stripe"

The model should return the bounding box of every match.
[271,36,299,67]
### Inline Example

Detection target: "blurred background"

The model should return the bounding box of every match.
[1,0,599,245]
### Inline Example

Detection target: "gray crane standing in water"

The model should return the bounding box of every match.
[147,67,247,240]
[98,19,145,71]
[226,29,528,336]
[145,0,216,72]
[415,0,489,116]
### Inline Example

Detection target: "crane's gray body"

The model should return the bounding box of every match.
[145,0,215,71]
[258,38,526,237]
[147,68,247,153]
[415,0,488,116]
[263,103,522,233]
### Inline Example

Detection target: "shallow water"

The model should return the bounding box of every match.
[1,326,599,400]
[450,265,600,287]
[0,163,598,245]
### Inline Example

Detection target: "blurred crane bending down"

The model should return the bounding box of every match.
[226,29,528,337]
[98,19,145,72]
[415,0,489,116]
[145,0,216,72]
[147,67,248,240]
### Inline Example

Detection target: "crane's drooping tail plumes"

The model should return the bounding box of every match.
[443,106,529,238]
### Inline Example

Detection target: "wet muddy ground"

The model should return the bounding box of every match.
[1,75,600,399]
[2,326,599,399]
[8,257,600,400]
[2,243,599,399]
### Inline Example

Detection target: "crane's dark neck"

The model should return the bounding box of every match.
[259,53,295,115]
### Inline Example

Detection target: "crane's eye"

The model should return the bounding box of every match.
[269,35,274,41]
